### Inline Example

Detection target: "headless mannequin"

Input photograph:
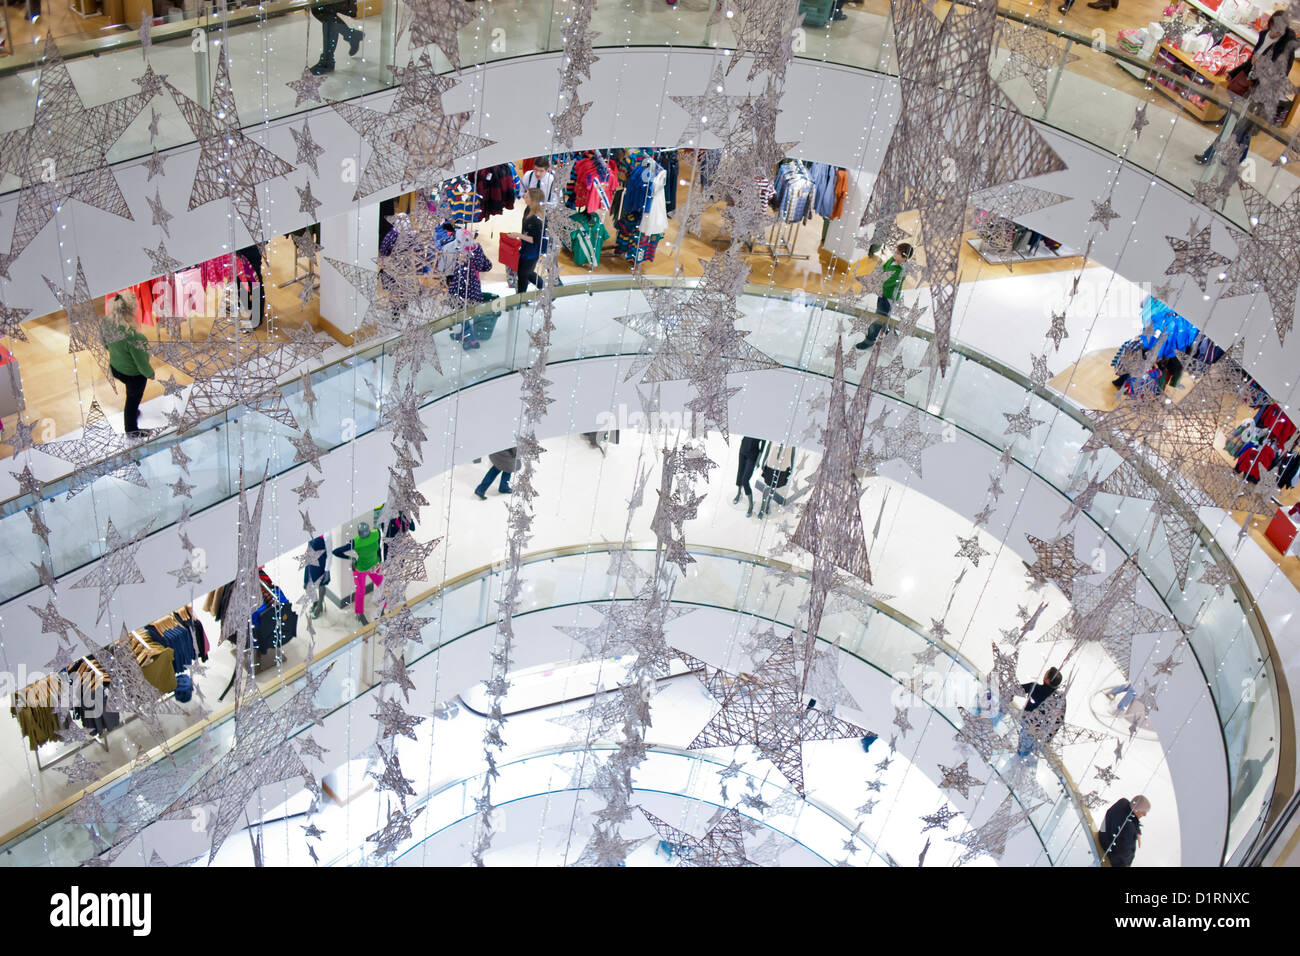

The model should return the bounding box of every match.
[332,519,384,624]
[755,443,796,519]
[733,437,765,517]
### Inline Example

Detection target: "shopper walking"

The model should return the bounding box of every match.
[855,242,912,350]
[516,188,548,294]
[1098,795,1150,867]
[474,447,517,498]
[1195,12,1298,165]
[309,0,364,76]
[101,292,155,439]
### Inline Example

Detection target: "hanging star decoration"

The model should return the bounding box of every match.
[160,672,329,863]
[1044,309,1069,351]
[1038,554,1181,682]
[143,239,182,276]
[289,116,326,178]
[1003,404,1044,439]
[639,807,759,867]
[0,35,153,277]
[684,634,874,796]
[37,401,149,498]
[1163,218,1230,295]
[371,697,426,743]
[0,299,31,342]
[1024,532,1090,595]
[996,4,1080,106]
[860,0,1066,373]
[333,52,492,201]
[947,792,1041,865]
[708,0,803,81]
[29,596,88,645]
[401,0,477,70]
[1089,197,1122,231]
[937,760,985,800]
[152,317,325,433]
[1222,184,1300,344]
[44,259,114,380]
[1131,102,1150,138]
[920,803,961,833]
[286,66,327,108]
[165,49,294,242]
[954,532,990,567]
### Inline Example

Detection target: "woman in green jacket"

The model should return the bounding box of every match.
[101,293,155,438]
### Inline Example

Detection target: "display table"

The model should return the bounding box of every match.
[1149,42,1229,123]
[1264,506,1300,556]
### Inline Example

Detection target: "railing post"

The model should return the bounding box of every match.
[1043,38,1072,119]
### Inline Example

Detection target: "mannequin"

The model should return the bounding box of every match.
[755,442,796,519]
[733,437,765,517]
[304,532,331,619]
[332,519,384,624]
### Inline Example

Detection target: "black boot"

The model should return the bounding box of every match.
[310,59,335,76]
[745,492,753,518]
[733,488,742,504]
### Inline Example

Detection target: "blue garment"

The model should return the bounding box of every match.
[1141,296,1199,358]
[621,158,662,215]
[807,162,839,219]
[771,161,815,223]
[174,673,193,704]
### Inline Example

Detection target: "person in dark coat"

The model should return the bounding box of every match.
[474,448,517,498]
[1099,795,1150,867]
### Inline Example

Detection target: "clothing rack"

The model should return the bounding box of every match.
[746,218,808,262]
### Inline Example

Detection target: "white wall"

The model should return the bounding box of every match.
[0,48,1295,407]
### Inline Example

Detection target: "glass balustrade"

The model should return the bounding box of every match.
[0,544,1099,866]
[0,275,1279,863]
[1,0,1296,229]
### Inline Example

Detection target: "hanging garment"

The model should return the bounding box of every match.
[445,242,494,304]
[574,155,617,213]
[11,699,60,751]
[252,600,298,653]
[443,178,482,223]
[570,213,611,266]
[832,168,849,220]
[808,162,839,219]
[655,149,680,212]
[139,647,177,695]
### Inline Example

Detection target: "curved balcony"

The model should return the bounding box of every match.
[0,278,1278,864]
[2,0,1294,227]
[0,543,1101,867]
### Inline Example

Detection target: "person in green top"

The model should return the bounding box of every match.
[100,292,155,438]
[855,242,913,350]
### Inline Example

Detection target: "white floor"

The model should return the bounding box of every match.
[0,424,1183,865]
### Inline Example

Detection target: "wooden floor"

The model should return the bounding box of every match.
[6,155,1297,593]
[1053,348,1300,591]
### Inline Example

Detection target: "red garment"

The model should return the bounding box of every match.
[1236,443,1276,481]
[1258,404,1297,445]
[520,157,536,174]
[199,253,255,286]
[574,156,616,213]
